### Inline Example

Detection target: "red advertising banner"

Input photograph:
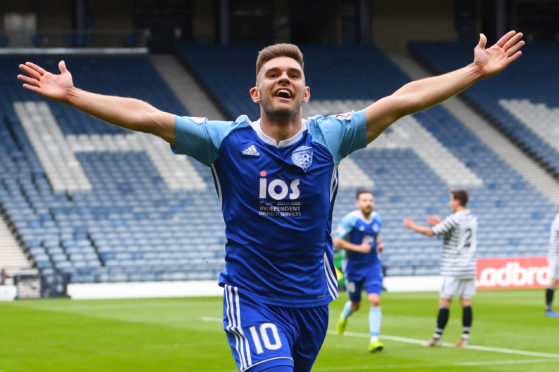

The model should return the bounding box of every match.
[475,257,549,289]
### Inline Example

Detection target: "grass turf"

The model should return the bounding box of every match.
[1,289,558,371]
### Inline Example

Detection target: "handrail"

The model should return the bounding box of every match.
[0,28,150,48]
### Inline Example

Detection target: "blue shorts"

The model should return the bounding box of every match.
[346,266,383,303]
[223,284,329,372]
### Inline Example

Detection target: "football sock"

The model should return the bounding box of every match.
[341,301,354,319]
[369,306,381,342]
[546,287,554,311]
[462,305,472,338]
[434,306,449,339]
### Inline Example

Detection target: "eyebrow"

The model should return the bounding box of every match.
[264,66,302,75]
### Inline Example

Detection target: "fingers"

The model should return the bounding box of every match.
[58,60,67,73]
[19,63,42,80]
[17,74,38,86]
[505,38,525,58]
[495,30,518,48]
[503,32,524,52]
[24,61,46,76]
[477,33,487,49]
[21,83,41,94]
[506,50,523,64]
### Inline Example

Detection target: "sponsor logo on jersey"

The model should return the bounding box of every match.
[241,145,260,157]
[258,171,302,217]
[189,116,207,124]
[362,235,374,244]
[291,146,313,172]
[335,112,352,121]
[259,177,300,200]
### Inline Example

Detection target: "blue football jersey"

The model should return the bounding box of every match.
[173,111,366,307]
[336,210,382,276]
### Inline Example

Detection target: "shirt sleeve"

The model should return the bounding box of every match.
[307,110,367,164]
[336,214,357,239]
[432,215,458,236]
[172,115,234,166]
[375,214,382,231]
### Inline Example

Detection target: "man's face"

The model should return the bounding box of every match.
[251,56,310,119]
[356,193,374,216]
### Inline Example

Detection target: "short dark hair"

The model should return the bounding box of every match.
[256,43,304,80]
[356,189,373,200]
[451,189,469,207]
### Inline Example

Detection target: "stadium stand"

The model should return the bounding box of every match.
[409,42,559,177]
[0,43,555,290]
[1,55,223,288]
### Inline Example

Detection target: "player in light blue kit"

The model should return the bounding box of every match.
[18,31,524,371]
[334,189,385,353]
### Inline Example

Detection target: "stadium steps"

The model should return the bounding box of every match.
[0,213,34,282]
[388,53,559,205]
[148,54,228,121]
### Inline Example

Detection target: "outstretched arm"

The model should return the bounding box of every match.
[365,31,524,142]
[17,60,176,145]
[403,217,435,237]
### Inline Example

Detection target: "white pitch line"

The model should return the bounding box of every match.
[201,317,559,359]
[458,358,559,366]
[201,316,222,322]
[312,358,559,371]
[331,330,559,359]
[199,318,559,371]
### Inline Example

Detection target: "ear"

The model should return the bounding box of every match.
[302,86,310,103]
[250,86,260,103]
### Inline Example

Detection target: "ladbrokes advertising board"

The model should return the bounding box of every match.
[476,257,549,289]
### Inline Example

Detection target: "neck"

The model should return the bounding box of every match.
[361,210,372,220]
[455,205,467,212]
[260,109,303,145]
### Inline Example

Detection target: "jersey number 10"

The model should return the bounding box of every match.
[249,323,282,354]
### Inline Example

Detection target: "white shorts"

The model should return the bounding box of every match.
[549,257,559,280]
[440,277,476,300]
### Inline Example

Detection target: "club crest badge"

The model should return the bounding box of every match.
[291,146,313,172]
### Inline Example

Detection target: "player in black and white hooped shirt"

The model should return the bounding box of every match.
[404,189,477,347]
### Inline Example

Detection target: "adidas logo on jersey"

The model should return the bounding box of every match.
[242,145,260,157]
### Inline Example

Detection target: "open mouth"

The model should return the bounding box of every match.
[275,89,293,99]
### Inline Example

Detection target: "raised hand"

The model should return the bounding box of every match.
[403,217,415,230]
[426,215,441,226]
[473,31,524,78]
[17,60,74,103]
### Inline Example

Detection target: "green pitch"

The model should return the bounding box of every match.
[1,289,558,371]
